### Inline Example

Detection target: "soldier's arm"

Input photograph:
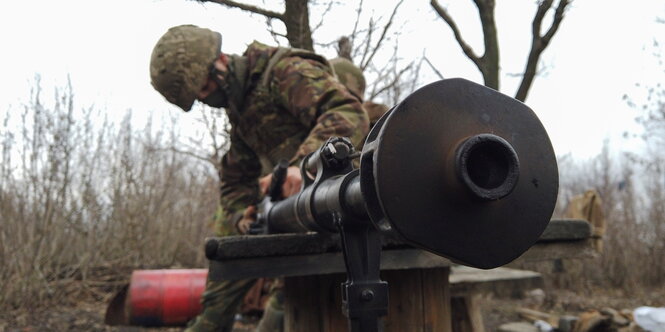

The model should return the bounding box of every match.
[271,57,370,164]
[217,128,262,236]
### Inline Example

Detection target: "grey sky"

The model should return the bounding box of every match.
[0,0,663,159]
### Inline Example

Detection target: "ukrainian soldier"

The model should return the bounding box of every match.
[149,25,369,332]
[329,57,389,127]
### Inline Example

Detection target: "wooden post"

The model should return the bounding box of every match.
[283,267,451,332]
[451,294,486,332]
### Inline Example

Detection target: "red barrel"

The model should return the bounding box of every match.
[128,269,208,326]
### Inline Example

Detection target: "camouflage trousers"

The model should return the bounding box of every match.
[185,278,256,332]
[185,277,285,332]
[185,206,257,332]
[186,206,284,332]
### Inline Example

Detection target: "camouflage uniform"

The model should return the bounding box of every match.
[214,43,369,237]
[330,57,389,128]
[163,40,369,331]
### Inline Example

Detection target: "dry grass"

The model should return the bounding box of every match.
[0,79,219,310]
[535,143,665,292]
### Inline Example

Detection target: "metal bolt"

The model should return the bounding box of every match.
[332,141,350,159]
[360,289,374,302]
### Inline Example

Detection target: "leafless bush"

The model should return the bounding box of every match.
[527,142,665,293]
[0,78,219,309]
[338,0,422,106]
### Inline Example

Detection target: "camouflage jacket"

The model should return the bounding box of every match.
[216,41,369,235]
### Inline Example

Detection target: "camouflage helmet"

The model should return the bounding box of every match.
[150,25,222,111]
[330,57,366,100]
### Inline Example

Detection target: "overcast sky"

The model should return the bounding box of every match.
[0,0,664,160]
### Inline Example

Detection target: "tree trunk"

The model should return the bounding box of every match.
[477,0,499,90]
[284,0,314,51]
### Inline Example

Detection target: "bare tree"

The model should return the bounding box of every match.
[166,105,230,177]
[196,0,315,50]
[329,0,420,104]
[430,0,571,101]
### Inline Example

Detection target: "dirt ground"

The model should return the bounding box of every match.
[480,287,665,331]
[1,286,663,332]
[0,302,256,332]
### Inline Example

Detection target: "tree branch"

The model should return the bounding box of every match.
[168,146,217,165]
[360,0,404,71]
[310,0,336,34]
[430,0,481,67]
[542,0,570,44]
[369,63,413,101]
[359,18,375,68]
[474,0,499,88]
[199,0,284,20]
[350,0,364,47]
[424,55,445,79]
[532,0,553,46]
[515,0,571,102]
[265,18,287,46]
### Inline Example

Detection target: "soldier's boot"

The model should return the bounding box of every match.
[255,304,284,332]
[185,278,256,332]
[255,287,284,332]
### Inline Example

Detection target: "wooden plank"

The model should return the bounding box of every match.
[538,219,591,241]
[210,251,346,281]
[209,232,341,260]
[449,266,543,297]
[209,249,452,281]
[421,268,453,332]
[383,269,425,331]
[451,294,486,332]
[284,276,323,332]
[209,239,593,281]
[283,269,452,332]
[206,219,591,261]
[317,274,347,332]
[509,239,596,265]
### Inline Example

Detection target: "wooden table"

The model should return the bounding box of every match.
[448,266,543,332]
[208,219,594,332]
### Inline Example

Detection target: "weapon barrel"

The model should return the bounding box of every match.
[265,194,303,233]
[267,171,368,234]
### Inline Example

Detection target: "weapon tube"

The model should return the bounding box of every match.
[207,78,559,332]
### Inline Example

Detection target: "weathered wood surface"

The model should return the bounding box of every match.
[209,249,451,280]
[208,239,595,281]
[538,218,590,241]
[451,294,486,332]
[448,267,544,332]
[208,219,591,260]
[284,268,452,332]
[507,239,596,265]
[449,266,543,297]
[498,322,539,332]
[208,220,594,281]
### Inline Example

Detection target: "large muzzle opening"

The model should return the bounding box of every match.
[456,134,520,201]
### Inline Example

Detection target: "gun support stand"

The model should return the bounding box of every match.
[336,213,388,332]
[301,137,390,332]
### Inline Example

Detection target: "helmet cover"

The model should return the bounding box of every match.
[150,25,222,111]
[330,57,366,100]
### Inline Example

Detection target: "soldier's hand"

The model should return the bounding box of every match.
[237,205,257,234]
[259,166,302,198]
